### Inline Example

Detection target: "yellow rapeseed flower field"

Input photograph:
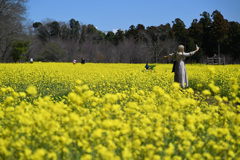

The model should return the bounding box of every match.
[0,63,240,160]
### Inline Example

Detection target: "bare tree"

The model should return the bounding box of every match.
[0,0,28,62]
[102,42,117,63]
[39,39,68,62]
[27,36,43,61]
[145,24,177,63]
[63,39,80,62]
[159,39,178,63]
[80,40,98,62]
[116,39,134,63]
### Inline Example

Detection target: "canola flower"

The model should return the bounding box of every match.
[0,63,240,160]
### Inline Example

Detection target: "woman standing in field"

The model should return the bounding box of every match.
[164,45,199,88]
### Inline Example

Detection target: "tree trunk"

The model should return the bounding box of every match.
[218,43,220,58]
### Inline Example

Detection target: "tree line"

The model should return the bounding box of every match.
[1,0,240,63]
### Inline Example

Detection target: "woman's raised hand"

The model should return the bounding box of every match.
[163,56,168,59]
[195,46,199,52]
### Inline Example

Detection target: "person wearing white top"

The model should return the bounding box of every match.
[164,45,199,88]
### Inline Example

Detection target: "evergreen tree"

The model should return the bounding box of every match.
[210,10,229,57]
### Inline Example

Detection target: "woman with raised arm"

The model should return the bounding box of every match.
[164,45,199,88]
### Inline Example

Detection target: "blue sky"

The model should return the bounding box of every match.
[27,0,240,31]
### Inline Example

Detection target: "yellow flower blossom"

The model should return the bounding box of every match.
[26,85,37,97]
[19,92,26,98]
[32,148,46,160]
[165,143,174,155]
[4,96,14,105]
[47,152,57,160]
[202,89,211,96]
